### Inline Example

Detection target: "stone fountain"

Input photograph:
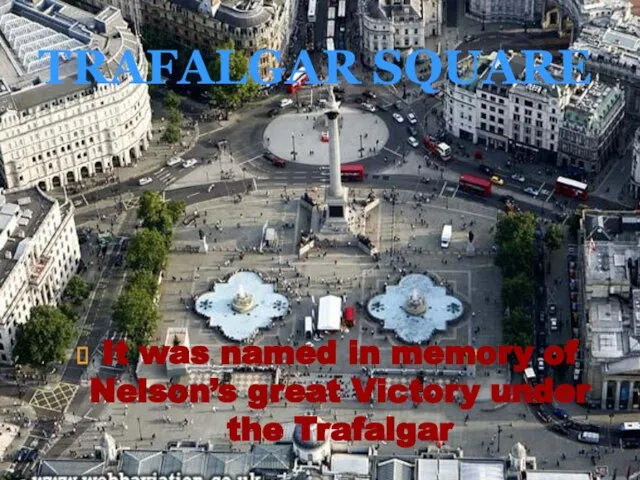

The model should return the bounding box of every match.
[232,285,255,313]
[403,288,427,316]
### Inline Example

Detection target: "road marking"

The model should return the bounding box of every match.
[187,192,200,199]
[196,126,225,139]
[545,189,555,203]
[238,155,264,166]
[383,147,402,158]
[155,167,166,175]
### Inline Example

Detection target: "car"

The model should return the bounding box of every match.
[393,113,404,123]
[182,158,198,168]
[268,108,280,118]
[490,175,504,185]
[166,156,183,167]
[207,184,216,193]
[511,173,526,182]
[524,186,538,196]
[263,152,285,167]
[407,113,417,124]
[279,98,293,108]
[549,317,558,331]
[138,177,153,186]
[407,126,418,137]
[361,103,376,112]
[394,100,403,110]
[464,34,475,42]
[540,189,551,196]
[407,136,419,148]
[363,90,376,99]
[548,304,557,316]
[378,103,391,112]
[16,448,29,462]
[537,357,545,372]
[552,408,569,420]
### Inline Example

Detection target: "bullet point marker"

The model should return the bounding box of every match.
[76,346,89,365]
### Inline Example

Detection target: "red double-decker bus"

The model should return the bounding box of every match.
[459,174,492,196]
[555,176,588,201]
[341,164,364,182]
[286,68,309,94]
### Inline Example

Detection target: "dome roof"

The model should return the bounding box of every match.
[511,442,527,459]
[293,418,329,449]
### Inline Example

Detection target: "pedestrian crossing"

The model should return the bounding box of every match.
[154,167,178,185]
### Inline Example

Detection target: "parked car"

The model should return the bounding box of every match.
[394,100,403,110]
[138,177,153,186]
[407,113,417,124]
[524,186,538,196]
[392,113,404,123]
[407,126,418,137]
[378,103,391,112]
[407,136,419,148]
[511,173,526,182]
[490,175,504,185]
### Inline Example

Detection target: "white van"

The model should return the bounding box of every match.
[166,156,182,167]
[578,431,600,444]
[280,98,294,108]
[441,224,452,248]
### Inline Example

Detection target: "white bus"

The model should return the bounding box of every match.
[326,37,335,52]
[308,0,317,23]
[441,224,452,248]
[328,6,336,20]
[338,0,346,18]
[327,20,335,39]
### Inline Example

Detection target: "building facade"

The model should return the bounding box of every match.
[360,0,443,69]
[0,188,80,364]
[558,80,625,174]
[578,210,640,411]
[630,128,640,198]
[465,0,542,24]
[444,52,625,171]
[0,0,152,191]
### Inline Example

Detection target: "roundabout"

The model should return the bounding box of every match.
[262,107,390,165]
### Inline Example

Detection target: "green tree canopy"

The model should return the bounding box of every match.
[137,192,184,241]
[207,41,260,108]
[163,123,181,143]
[501,273,535,310]
[128,269,159,297]
[544,223,564,252]
[495,212,537,278]
[163,90,181,110]
[503,307,534,349]
[13,306,76,368]
[126,229,168,275]
[166,200,186,224]
[113,287,160,348]
[168,107,183,126]
[63,275,90,305]
[138,191,165,222]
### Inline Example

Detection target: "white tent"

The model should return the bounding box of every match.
[317,295,342,331]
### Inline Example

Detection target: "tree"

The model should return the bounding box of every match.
[126,229,168,275]
[163,123,181,143]
[166,200,186,224]
[168,107,183,126]
[544,223,564,252]
[495,212,537,278]
[13,306,76,368]
[501,273,535,309]
[163,90,181,110]
[207,41,260,108]
[128,269,159,297]
[63,275,90,304]
[503,307,533,349]
[113,287,160,348]
[138,191,165,224]
[59,302,79,322]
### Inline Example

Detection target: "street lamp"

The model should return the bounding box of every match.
[497,425,502,452]
[482,8,486,31]
[291,132,297,161]
[359,134,365,158]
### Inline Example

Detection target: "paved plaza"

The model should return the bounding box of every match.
[263,108,390,165]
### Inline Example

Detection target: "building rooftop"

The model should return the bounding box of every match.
[364,0,422,22]
[164,0,282,28]
[0,0,140,112]
[0,187,54,294]
[563,80,624,133]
